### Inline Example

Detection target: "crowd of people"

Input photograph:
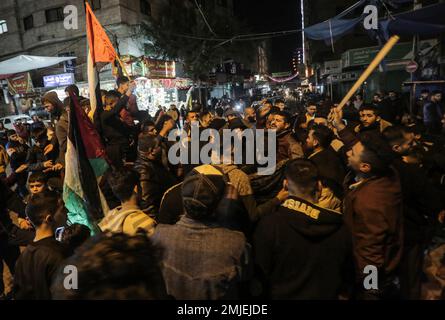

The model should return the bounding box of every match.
[1,75,445,300]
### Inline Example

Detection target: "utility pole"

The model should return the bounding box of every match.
[300,0,306,65]
[410,0,421,117]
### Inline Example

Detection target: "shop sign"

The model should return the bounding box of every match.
[43,73,75,88]
[7,72,33,95]
[145,58,176,79]
[272,72,291,78]
[342,39,438,68]
[322,60,342,76]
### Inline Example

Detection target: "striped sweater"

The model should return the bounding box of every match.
[99,204,156,236]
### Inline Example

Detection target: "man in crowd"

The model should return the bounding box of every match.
[423,90,443,135]
[101,83,135,167]
[274,99,286,111]
[382,126,444,299]
[296,101,317,129]
[414,89,430,124]
[153,165,251,299]
[134,134,176,216]
[6,130,29,197]
[353,94,364,110]
[306,124,345,211]
[51,232,168,299]
[99,169,156,236]
[116,76,140,122]
[13,192,67,299]
[387,91,405,124]
[254,159,351,299]
[244,106,256,125]
[183,109,199,137]
[332,107,403,299]
[354,105,392,135]
[269,111,304,163]
[0,179,28,299]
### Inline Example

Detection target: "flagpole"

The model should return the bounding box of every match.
[115,54,132,80]
[337,35,400,109]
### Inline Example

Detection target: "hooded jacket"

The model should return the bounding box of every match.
[253,196,351,299]
[42,92,64,122]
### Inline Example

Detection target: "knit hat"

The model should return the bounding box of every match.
[182,165,227,218]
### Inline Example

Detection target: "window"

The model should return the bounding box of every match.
[4,119,11,124]
[140,0,152,16]
[45,7,64,23]
[0,20,8,34]
[217,0,227,8]
[24,15,34,31]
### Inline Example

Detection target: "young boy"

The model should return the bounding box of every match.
[13,192,67,299]
[99,168,156,236]
[27,172,48,195]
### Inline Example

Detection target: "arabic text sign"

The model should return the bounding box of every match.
[43,73,75,88]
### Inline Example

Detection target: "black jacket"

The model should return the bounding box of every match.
[134,153,176,216]
[100,95,131,145]
[253,196,351,299]
[0,179,26,237]
[7,140,28,171]
[392,158,442,245]
[13,236,67,300]
[26,141,57,172]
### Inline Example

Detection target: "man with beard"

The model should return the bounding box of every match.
[269,111,304,163]
[382,125,444,299]
[354,105,392,135]
[244,106,256,126]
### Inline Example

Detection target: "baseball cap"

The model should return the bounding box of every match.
[182,165,227,217]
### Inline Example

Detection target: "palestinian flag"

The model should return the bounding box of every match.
[85,2,117,127]
[63,92,109,232]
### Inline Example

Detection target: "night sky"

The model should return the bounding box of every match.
[234,0,302,74]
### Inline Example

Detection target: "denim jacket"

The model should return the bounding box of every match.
[153,216,251,300]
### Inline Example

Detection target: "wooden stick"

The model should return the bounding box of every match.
[337,35,400,109]
[115,54,132,80]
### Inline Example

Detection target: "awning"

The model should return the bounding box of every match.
[382,3,445,38]
[304,0,367,42]
[0,55,77,76]
[304,17,363,42]
[304,1,445,43]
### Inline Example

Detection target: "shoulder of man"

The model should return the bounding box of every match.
[123,209,156,236]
